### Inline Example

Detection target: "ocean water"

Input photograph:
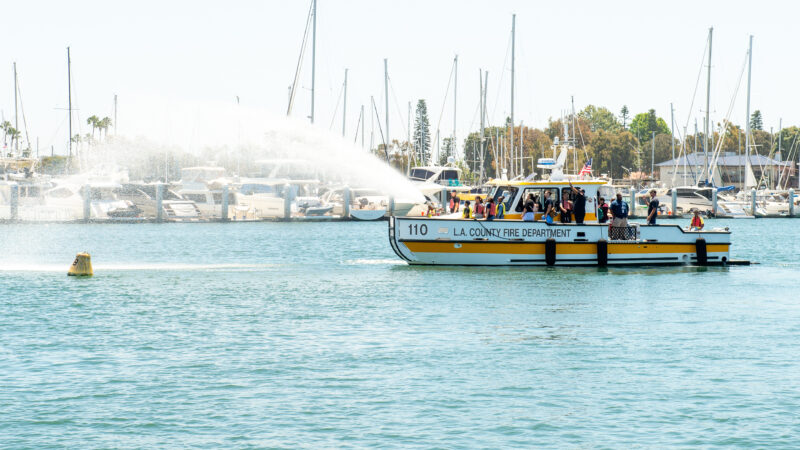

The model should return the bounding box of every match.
[1,219,799,447]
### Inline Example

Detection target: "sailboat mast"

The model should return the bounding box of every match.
[342,68,347,136]
[510,14,516,178]
[704,27,713,185]
[479,69,485,183]
[453,54,457,164]
[670,103,675,161]
[310,0,316,124]
[114,94,118,135]
[67,46,73,159]
[744,35,753,189]
[483,71,488,183]
[407,101,411,173]
[384,58,389,153]
[13,62,18,154]
[362,104,365,149]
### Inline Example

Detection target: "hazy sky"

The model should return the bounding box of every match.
[1,0,797,156]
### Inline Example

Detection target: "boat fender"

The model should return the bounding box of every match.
[545,238,557,266]
[596,239,608,267]
[695,238,707,265]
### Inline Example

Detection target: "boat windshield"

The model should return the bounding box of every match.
[240,184,276,195]
[409,168,435,181]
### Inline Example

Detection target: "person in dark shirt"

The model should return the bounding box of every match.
[610,192,629,227]
[569,181,586,224]
[646,189,659,225]
[542,190,555,224]
[597,197,609,224]
[559,196,573,223]
[522,194,536,221]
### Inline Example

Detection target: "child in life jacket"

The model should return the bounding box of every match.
[690,209,704,230]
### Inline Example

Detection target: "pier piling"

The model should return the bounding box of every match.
[388,196,395,216]
[751,188,757,217]
[789,188,795,217]
[671,188,678,216]
[221,185,229,221]
[10,184,19,221]
[712,189,718,216]
[343,186,351,219]
[283,184,293,220]
[155,183,164,222]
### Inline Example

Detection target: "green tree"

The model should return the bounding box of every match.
[774,126,800,156]
[620,105,630,130]
[750,110,763,131]
[588,130,636,179]
[38,156,69,174]
[579,105,621,132]
[439,137,454,166]
[629,109,670,142]
[462,131,495,179]
[86,115,100,142]
[1,121,21,155]
[412,99,431,164]
[99,117,113,139]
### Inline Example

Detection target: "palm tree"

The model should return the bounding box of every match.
[87,115,100,141]
[99,117,112,140]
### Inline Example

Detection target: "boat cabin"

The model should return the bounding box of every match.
[485,179,608,222]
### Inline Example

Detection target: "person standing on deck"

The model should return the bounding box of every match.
[610,192,629,227]
[462,200,472,219]
[559,196,573,223]
[690,209,705,230]
[569,181,586,224]
[496,194,506,219]
[543,190,555,225]
[646,189,659,225]
[522,194,535,221]
[597,197,610,224]
[473,196,485,219]
[485,197,496,221]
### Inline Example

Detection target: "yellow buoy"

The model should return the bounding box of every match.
[67,252,93,277]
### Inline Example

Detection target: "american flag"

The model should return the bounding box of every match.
[579,158,593,177]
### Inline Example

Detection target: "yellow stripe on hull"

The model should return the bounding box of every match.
[403,241,729,255]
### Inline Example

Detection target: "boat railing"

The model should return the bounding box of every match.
[609,225,638,241]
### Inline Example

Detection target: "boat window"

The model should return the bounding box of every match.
[164,190,182,200]
[182,193,207,203]
[240,184,275,195]
[438,169,459,181]
[212,192,237,205]
[493,187,518,212]
[409,168,435,181]
[515,188,559,212]
[697,189,713,200]
[20,186,43,197]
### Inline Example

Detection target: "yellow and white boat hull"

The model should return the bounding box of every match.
[389,217,732,266]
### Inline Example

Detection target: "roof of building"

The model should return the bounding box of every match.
[656,152,792,167]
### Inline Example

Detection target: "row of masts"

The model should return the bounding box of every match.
[284,3,792,190]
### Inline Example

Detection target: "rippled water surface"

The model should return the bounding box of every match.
[1,219,799,447]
